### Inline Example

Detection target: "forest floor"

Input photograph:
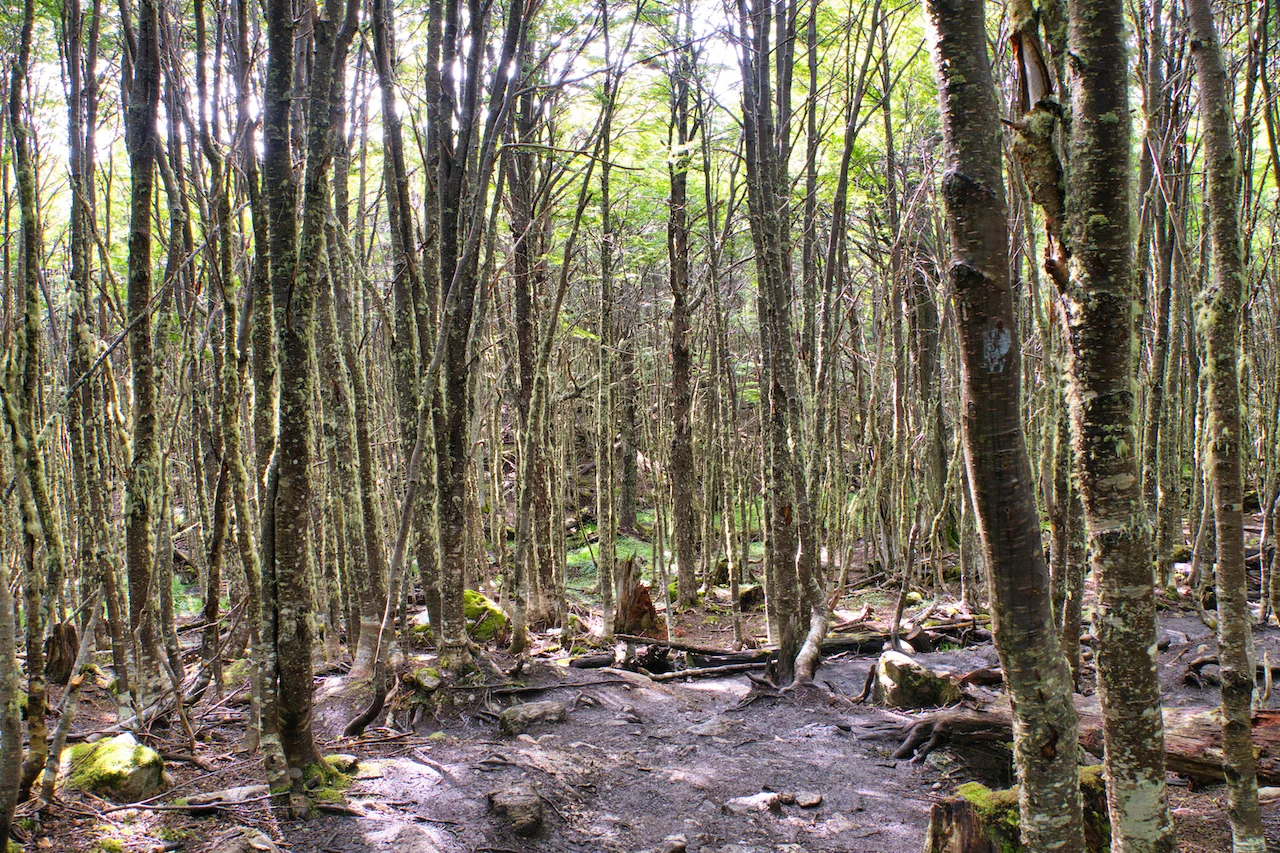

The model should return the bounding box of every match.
[25,590,1280,853]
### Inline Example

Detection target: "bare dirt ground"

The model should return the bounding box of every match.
[26,601,1280,853]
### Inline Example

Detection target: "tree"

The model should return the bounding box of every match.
[923,2,1084,850]
[1187,0,1267,847]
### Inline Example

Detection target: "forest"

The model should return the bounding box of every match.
[2,0,1280,849]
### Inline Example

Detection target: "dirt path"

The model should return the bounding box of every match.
[287,659,941,853]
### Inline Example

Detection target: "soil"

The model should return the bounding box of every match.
[21,588,1280,853]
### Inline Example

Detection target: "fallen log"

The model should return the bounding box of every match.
[892,694,1280,784]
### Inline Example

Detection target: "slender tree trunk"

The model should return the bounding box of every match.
[924,3,1084,851]
[1187,0,1267,847]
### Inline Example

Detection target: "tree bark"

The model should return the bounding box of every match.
[924,2,1084,850]
[1187,0,1267,847]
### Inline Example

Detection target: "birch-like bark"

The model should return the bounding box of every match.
[1187,0,1267,847]
[924,3,1084,850]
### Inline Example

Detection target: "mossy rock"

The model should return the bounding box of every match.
[410,666,443,693]
[410,609,434,641]
[224,657,253,684]
[63,733,166,802]
[304,760,352,804]
[464,590,509,643]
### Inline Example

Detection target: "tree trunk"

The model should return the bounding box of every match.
[1187,0,1267,847]
[924,2,1084,851]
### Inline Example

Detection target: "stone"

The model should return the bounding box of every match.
[794,791,822,808]
[872,651,961,709]
[499,700,567,736]
[660,835,688,853]
[62,733,165,802]
[202,827,278,853]
[488,781,544,836]
[722,791,783,816]
[409,666,443,693]
[464,589,510,643]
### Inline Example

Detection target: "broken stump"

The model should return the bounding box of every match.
[873,650,961,708]
[489,780,544,836]
[923,765,1108,853]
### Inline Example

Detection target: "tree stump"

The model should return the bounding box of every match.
[923,766,1109,853]
[613,554,657,634]
[44,621,80,686]
[873,651,962,708]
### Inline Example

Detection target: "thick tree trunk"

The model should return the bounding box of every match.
[924,3,1084,851]
[1053,0,1177,845]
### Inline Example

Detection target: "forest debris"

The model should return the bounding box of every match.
[488,780,544,836]
[569,653,615,669]
[201,826,279,853]
[499,700,567,735]
[686,715,744,737]
[872,651,962,709]
[650,662,767,682]
[61,733,167,802]
[722,791,783,815]
[182,784,271,812]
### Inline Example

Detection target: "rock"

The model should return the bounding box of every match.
[738,584,765,610]
[499,700,567,736]
[62,733,165,802]
[202,827,278,853]
[324,753,359,774]
[722,791,783,815]
[794,791,822,808]
[872,650,961,709]
[409,666,442,693]
[464,589,510,643]
[660,835,688,853]
[488,781,544,836]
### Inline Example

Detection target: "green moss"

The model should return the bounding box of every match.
[224,657,252,683]
[463,589,509,642]
[957,768,1110,853]
[157,827,193,842]
[957,782,1020,853]
[66,734,165,801]
[99,839,125,853]
[301,760,353,805]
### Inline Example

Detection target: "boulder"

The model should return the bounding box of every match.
[873,651,961,709]
[63,733,165,802]
[464,590,510,643]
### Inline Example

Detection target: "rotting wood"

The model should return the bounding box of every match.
[889,695,1280,784]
